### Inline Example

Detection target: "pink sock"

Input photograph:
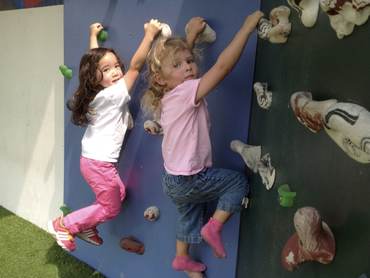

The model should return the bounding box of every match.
[172,255,206,272]
[201,218,226,258]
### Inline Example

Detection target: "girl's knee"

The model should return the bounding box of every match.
[235,171,247,183]
[231,172,248,192]
[101,202,122,220]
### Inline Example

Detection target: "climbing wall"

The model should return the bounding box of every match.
[237,1,370,278]
[63,1,259,277]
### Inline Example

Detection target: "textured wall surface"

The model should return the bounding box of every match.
[237,1,370,278]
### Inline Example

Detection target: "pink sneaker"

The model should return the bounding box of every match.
[48,216,76,252]
[77,227,103,246]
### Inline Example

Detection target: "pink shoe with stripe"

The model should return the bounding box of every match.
[77,227,103,246]
[47,216,76,252]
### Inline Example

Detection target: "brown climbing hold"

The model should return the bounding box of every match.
[120,236,145,255]
[281,207,335,271]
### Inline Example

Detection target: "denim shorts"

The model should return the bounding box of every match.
[163,167,248,244]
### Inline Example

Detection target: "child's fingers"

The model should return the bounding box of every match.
[192,16,205,23]
[90,22,104,35]
[150,18,162,29]
[252,11,264,20]
[244,10,264,28]
[144,18,162,32]
[149,18,160,24]
[91,22,103,29]
[189,17,205,27]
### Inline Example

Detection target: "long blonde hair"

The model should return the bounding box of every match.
[141,37,196,120]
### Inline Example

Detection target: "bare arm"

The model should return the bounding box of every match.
[185,17,206,49]
[196,11,264,103]
[89,22,104,49]
[124,19,161,93]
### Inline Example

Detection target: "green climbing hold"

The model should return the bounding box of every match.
[60,204,72,216]
[98,30,108,42]
[278,184,296,208]
[59,65,73,80]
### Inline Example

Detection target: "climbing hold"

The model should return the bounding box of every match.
[320,0,370,39]
[160,23,172,38]
[287,0,320,28]
[59,204,72,216]
[120,236,145,255]
[144,206,160,221]
[290,92,370,163]
[281,207,336,271]
[230,140,276,190]
[144,120,163,135]
[258,153,276,190]
[185,22,216,44]
[230,140,261,173]
[97,29,108,42]
[196,23,216,44]
[254,82,272,110]
[241,196,250,209]
[257,5,291,44]
[59,65,72,80]
[125,111,134,130]
[278,184,296,207]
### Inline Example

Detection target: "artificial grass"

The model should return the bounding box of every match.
[0,206,105,278]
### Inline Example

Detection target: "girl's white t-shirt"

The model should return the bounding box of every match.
[81,79,131,162]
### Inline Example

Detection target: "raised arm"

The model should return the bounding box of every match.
[89,22,104,49]
[185,17,206,49]
[196,11,264,103]
[123,19,162,92]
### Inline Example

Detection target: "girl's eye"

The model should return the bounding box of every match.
[173,63,180,68]
[187,58,194,64]
[103,68,109,73]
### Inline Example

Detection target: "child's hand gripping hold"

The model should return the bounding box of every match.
[89,22,104,49]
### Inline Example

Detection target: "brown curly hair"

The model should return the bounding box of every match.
[67,47,125,126]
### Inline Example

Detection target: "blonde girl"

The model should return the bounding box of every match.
[142,11,263,277]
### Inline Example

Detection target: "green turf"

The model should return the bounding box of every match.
[0,206,105,278]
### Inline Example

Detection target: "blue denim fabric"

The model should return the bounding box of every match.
[163,167,248,244]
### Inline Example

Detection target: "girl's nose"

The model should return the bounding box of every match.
[185,63,192,71]
[112,68,120,76]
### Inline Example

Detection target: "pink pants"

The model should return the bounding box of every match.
[63,156,126,235]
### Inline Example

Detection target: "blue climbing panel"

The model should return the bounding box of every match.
[64,0,260,277]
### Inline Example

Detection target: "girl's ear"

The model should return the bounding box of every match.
[154,72,166,86]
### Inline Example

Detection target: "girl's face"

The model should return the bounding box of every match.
[158,49,198,91]
[97,52,123,88]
